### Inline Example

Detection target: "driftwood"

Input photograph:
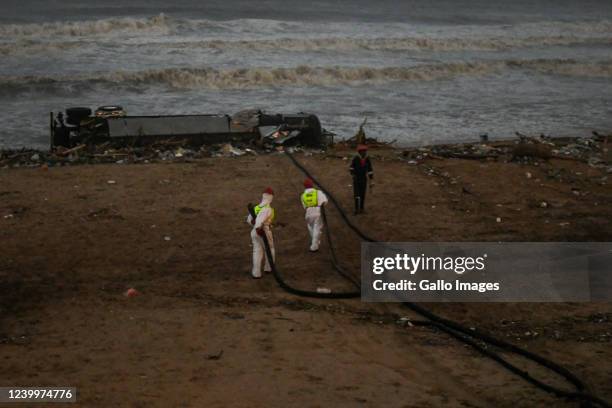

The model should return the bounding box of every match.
[515,131,543,143]
[435,152,500,160]
[4,152,31,160]
[0,152,31,166]
[93,153,129,157]
[341,137,395,148]
[56,144,86,157]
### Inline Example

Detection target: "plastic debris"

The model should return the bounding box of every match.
[220,143,245,157]
[124,288,139,298]
[174,147,186,158]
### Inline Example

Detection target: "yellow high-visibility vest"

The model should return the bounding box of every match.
[301,190,318,208]
[254,204,276,223]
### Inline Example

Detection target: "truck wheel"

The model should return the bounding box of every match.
[53,127,70,148]
[66,107,92,126]
[96,105,123,112]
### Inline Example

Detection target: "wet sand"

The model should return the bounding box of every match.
[1,147,611,407]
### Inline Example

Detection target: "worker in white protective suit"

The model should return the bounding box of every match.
[301,178,328,252]
[247,187,276,279]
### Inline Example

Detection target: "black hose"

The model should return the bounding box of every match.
[248,204,359,299]
[279,149,610,408]
[321,206,361,290]
[285,151,376,242]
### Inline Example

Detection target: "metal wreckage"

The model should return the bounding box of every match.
[50,106,330,149]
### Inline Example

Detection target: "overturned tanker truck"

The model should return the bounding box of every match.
[50,106,328,149]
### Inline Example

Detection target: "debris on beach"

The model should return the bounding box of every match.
[1,131,610,170]
[399,131,611,167]
[219,143,245,157]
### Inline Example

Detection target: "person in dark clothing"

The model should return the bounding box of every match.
[350,144,374,214]
[53,112,70,148]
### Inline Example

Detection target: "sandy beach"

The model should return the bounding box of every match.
[1,144,611,407]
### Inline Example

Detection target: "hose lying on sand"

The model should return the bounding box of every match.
[252,149,611,408]
[289,149,612,407]
[248,203,359,299]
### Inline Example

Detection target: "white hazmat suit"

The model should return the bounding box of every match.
[246,192,275,278]
[302,187,328,252]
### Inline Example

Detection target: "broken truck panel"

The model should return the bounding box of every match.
[51,108,324,149]
[106,115,231,138]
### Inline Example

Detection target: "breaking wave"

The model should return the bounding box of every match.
[0,14,170,38]
[510,59,612,77]
[102,62,505,88]
[2,15,612,40]
[177,35,612,52]
[0,40,83,56]
[516,19,612,34]
[1,59,611,93]
[3,35,612,57]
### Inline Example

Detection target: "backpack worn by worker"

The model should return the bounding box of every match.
[301,190,318,208]
[254,204,276,223]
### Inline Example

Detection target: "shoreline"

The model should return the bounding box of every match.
[1,132,610,169]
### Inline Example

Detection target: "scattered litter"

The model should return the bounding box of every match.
[525,172,532,179]
[206,350,224,360]
[1,133,609,170]
[107,180,116,185]
[401,133,609,165]
[540,201,548,208]
[221,143,245,157]
[124,288,139,298]
[496,217,502,223]
[316,287,332,294]
[1,139,325,168]
[164,236,171,241]
[397,317,414,327]
[174,147,186,158]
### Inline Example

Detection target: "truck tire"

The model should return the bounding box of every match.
[53,126,70,148]
[96,105,123,112]
[65,107,92,126]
